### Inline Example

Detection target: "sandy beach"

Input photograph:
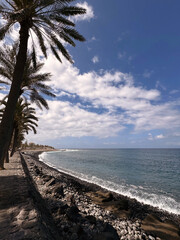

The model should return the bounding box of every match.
[0,150,180,240]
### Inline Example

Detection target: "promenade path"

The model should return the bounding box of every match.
[0,152,49,240]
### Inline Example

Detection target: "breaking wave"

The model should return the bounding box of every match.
[39,151,180,215]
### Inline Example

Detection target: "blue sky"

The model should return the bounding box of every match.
[1,0,180,148]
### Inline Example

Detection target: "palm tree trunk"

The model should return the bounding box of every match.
[0,21,29,169]
[5,149,9,163]
[10,127,18,157]
[5,124,15,162]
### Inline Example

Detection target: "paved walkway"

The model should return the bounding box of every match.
[0,152,48,240]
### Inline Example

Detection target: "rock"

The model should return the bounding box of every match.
[66,206,80,221]
[52,184,64,197]
[58,204,69,214]
[21,220,37,229]
[50,204,59,213]
[28,210,37,220]
[17,209,28,220]
[42,175,52,182]
[72,224,83,234]
[45,178,56,187]
[66,194,76,206]
[35,167,40,175]
[70,232,78,240]
[94,232,120,240]
[102,223,120,240]
[85,215,97,224]
[148,236,155,240]
[102,193,114,202]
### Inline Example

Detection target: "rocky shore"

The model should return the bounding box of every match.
[21,150,180,240]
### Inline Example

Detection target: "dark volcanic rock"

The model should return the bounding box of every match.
[34,166,41,175]
[102,193,114,202]
[66,206,80,221]
[85,215,96,224]
[103,223,120,240]
[52,183,64,197]
[94,232,120,240]
[58,204,69,214]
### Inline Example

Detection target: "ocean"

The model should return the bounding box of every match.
[39,148,180,215]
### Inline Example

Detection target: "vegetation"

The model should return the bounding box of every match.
[0,43,55,162]
[0,0,86,169]
[0,43,55,110]
[0,97,38,162]
[22,141,54,150]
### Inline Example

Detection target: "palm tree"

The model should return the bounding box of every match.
[0,97,38,162]
[0,44,55,110]
[0,0,86,168]
[10,98,38,157]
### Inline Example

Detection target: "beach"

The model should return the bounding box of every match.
[22,150,180,240]
[0,150,180,240]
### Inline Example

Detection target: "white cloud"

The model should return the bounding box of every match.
[29,53,180,143]
[2,48,180,143]
[0,93,6,100]
[155,134,165,139]
[148,133,165,141]
[27,100,124,141]
[92,56,99,64]
[71,2,95,22]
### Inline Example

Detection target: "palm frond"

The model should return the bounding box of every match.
[0,21,14,40]
[62,27,85,42]
[59,6,86,16]
[50,33,73,63]
[50,44,62,62]
[32,25,47,58]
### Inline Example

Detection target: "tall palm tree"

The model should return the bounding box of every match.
[0,0,86,168]
[10,98,38,157]
[0,97,38,162]
[0,44,55,110]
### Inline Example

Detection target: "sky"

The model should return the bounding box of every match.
[1,0,180,148]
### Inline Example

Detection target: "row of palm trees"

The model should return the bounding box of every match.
[0,44,55,163]
[0,97,38,162]
[0,0,86,169]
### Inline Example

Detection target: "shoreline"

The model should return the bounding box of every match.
[38,149,180,217]
[22,150,180,240]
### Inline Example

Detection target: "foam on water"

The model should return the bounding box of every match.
[39,151,180,215]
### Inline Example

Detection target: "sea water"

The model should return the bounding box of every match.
[39,148,180,215]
